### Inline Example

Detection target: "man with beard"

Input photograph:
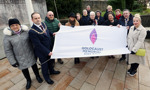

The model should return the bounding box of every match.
[44,11,64,64]
[65,13,80,64]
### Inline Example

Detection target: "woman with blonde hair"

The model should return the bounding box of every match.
[104,5,115,20]
[127,14,147,76]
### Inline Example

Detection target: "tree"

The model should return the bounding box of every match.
[46,0,82,19]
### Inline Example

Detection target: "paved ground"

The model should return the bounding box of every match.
[1,40,150,90]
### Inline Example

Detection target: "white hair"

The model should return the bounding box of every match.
[90,11,95,16]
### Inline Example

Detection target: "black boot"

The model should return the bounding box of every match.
[74,58,80,64]
[22,68,32,89]
[119,54,126,61]
[58,59,64,64]
[32,64,43,83]
[26,80,32,89]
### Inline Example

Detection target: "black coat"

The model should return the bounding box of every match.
[80,15,90,26]
[95,16,105,25]
[29,22,53,58]
[119,14,133,27]
[103,19,119,26]
[104,11,116,21]
[88,19,97,25]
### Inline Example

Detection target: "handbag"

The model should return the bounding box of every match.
[136,49,146,56]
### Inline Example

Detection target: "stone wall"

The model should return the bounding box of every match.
[0,0,47,29]
[0,0,47,59]
[82,0,108,12]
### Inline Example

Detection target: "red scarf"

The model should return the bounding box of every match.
[116,14,121,20]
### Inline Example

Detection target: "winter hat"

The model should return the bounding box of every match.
[8,18,20,27]
[68,13,76,18]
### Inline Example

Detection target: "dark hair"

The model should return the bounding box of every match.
[108,12,114,17]
[96,10,101,16]
[115,9,121,13]
[31,12,40,19]
[123,9,130,12]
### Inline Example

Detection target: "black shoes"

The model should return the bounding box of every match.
[74,58,80,64]
[26,80,31,89]
[119,57,126,61]
[90,57,94,59]
[108,55,115,59]
[127,68,132,74]
[50,70,60,75]
[127,68,137,76]
[46,79,54,84]
[36,76,43,83]
[58,59,64,64]
[129,70,137,76]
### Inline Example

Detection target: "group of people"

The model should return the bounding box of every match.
[3,4,147,89]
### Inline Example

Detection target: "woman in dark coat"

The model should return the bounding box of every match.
[103,12,119,58]
[103,12,119,26]
[3,18,43,89]
[104,5,116,21]
[95,10,105,25]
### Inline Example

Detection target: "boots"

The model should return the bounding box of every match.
[74,58,80,64]
[58,59,64,64]
[32,64,43,83]
[22,69,32,89]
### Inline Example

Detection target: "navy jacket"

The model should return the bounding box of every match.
[95,16,105,25]
[104,10,116,21]
[29,22,53,58]
[80,15,90,26]
[119,14,133,27]
[103,19,119,26]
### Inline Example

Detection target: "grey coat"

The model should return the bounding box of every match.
[3,25,36,70]
[127,25,147,65]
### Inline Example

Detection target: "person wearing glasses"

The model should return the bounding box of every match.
[44,11,64,64]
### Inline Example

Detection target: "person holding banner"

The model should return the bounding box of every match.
[118,9,133,62]
[29,12,60,84]
[127,14,146,76]
[44,11,64,64]
[103,12,119,59]
[88,11,98,25]
[65,12,80,64]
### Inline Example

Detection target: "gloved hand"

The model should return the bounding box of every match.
[131,51,135,54]
[12,62,19,67]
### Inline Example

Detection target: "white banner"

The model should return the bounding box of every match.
[51,25,130,59]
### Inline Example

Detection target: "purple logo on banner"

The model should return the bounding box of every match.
[90,29,97,44]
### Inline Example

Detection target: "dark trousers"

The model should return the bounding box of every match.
[121,54,126,58]
[130,63,139,71]
[22,64,40,81]
[39,56,55,81]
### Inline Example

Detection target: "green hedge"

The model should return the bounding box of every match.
[46,0,82,19]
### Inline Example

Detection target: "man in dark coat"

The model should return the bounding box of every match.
[80,9,90,26]
[118,9,133,61]
[29,12,60,85]
[86,5,91,17]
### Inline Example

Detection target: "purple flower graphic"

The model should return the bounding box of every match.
[90,29,97,44]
